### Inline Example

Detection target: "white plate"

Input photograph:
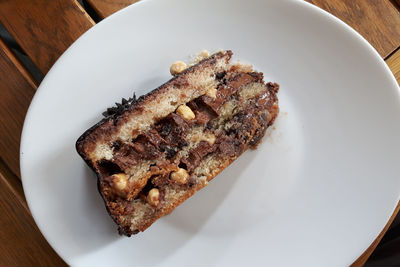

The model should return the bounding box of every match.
[20,0,400,266]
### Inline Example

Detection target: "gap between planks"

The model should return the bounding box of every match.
[0,37,37,178]
[0,0,95,74]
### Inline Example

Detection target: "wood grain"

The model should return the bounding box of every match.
[308,0,400,58]
[0,158,26,209]
[386,49,400,84]
[0,0,95,74]
[86,0,140,18]
[0,39,66,263]
[0,159,66,266]
[0,38,37,177]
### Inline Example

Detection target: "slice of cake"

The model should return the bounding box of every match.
[76,50,279,236]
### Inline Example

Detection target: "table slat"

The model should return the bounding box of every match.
[85,0,140,19]
[308,0,400,58]
[386,49,400,84]
[0,38,37,177]
[0,164,66,266]
[0,0,95,74]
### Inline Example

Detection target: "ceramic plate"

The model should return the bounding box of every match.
[20,0,400,266]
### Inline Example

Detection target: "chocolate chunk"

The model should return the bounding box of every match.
[108,131,167,172]
[180,141,216,172]
[162,145,178,159]
[97,160,123,177]
[158,122,172,137]
[200,72,264,114]
[144,129,166,148]
[227,112,254,143]
[172,76,189,88]
[132,135,160,160]
[215,71,226,80]
[217,138,236,157]
[180,152,200,172]
[249,125,267,147]
[111,140,122,151]
[267,82,280,94]
[248,72,263,80]
[156,113,188,148]
[195,141,215,158]
[225,72,261,90]
[187,98,218,124]
[151,173,170,188]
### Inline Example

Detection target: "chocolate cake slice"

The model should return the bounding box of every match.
[76,50,279,236]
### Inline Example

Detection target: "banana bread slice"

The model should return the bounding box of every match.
[76,50,279,236]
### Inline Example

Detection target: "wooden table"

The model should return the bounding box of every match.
[0,0,399,265]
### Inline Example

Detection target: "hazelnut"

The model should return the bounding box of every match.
[176,104,195,120]
[199,50,210,59]
[170,61,187,75]
[203,133,216,145]
[170,168,189,184]
[147,188,160,206]
[112,173,128,191]
[231,63,253,73]
[205,87,217,98]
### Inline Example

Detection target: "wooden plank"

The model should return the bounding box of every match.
[367,237,400,266]
[308,0,400,58]
[386,49,400,84]
[0,38,37,177]
[0,158,26,208]
[85,0,140,19]
[0,39,66,264]
[0,162,66,266]
[351,201,400,266]
[0,0,95,74]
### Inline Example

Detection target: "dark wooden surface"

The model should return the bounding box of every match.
[0,38,36,177]
[0,0,399,266]
[309,0,400,58]
[0,0,95,74]
[86,0,140,18]
[387,49,400,82]
[352,200,400,266]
